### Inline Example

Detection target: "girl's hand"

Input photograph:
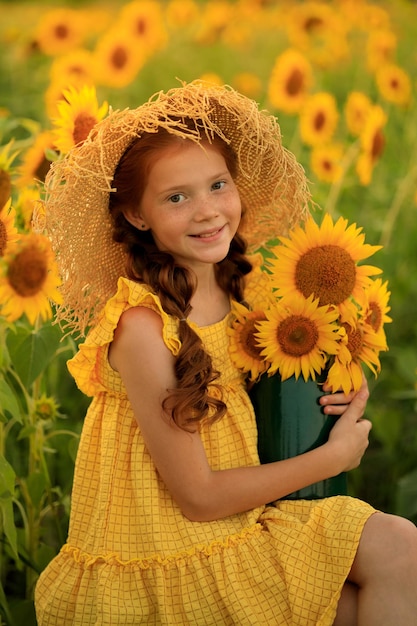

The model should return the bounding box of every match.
[319,377,368,416]
[325,376,372,473]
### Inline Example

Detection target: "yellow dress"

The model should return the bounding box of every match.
[35,276,375,626]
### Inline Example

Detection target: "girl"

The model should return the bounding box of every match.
[35,82,417,625]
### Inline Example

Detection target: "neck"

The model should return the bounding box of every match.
[188,271,230,326]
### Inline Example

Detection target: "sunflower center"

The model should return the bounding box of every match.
[287,69,304,96]
[73,114,98,145]
[372,129,385,160]
[0,220,7,256]
[278,315,319,356]
[314,111,325,131]
[35,157,52,183]
[365,303,382,332]
[295,244,356,305]
[242,317,266,360]
[344,324,363,359]
[54,24,69,41]
[111,46,128,70]
[69,63,84,76]
[135,18,147,35]
[0,169,12,208]
[7,245,47,296]
[304,17,323,33]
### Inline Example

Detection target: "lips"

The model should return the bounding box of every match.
[191,226,224,238]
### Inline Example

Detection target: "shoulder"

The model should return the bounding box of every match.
[109,305,170,373]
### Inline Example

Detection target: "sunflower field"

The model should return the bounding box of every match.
[0,0,417,623]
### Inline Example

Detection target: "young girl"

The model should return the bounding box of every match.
[35,81,417,626]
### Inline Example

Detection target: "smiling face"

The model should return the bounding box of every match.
[125,140,242,273]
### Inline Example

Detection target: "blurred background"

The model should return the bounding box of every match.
[0,1,416,624]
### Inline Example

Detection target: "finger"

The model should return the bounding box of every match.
[342,388,369,423]
[320,387,356,407]
[322,403,348,415]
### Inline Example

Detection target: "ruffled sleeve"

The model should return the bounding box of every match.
[67,277,182,397]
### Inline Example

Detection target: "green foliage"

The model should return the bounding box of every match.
[0,316,85,625]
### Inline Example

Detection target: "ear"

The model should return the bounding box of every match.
[122,207,150,231]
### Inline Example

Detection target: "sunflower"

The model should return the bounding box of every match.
[359,4,391,32]
[16,132,56,189]
[197,73,223,87]
[299,92,339,147]
[45,77,87,121]
[360,277,391,341]
[285,1,349,68]
[0,168,11,210]
[0,140,19,207]
[194,1,234,44]
[0,198,20,257]
[93,29,146,89]
[232,72,262,99]
[52,85,109,154]
[366,29,397,72]
[310,142,344,183]
[118,0,168,55]
[0,233,62,325]
[267,49,313,115]
[376,63,412,107]
[34,7,87,56]
[326,317,387,394]
[255,293,341,382]
[356,105,386,186]
[344,91,373,137]
[49,49,96,88]
[222,20,253,50]
[228,301,270,381]
[34,393,60,422]
[268,213,382,323]
[166,0,200,30]
[15,186,41,231]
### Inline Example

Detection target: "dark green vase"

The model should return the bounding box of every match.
[249,372,347,500]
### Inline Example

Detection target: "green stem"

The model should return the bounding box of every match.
[379,163,417,249]
[324,140,361,217]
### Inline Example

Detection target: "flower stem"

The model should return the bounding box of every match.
[379,164,417,249]
[324,140,361,217]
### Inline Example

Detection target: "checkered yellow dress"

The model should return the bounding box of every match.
[35,276,375,626]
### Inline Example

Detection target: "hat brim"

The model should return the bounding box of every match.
[38,81,310,334]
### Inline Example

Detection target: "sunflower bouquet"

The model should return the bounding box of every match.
[228,213,391,395]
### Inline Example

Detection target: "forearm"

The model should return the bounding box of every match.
[182,442,341,522]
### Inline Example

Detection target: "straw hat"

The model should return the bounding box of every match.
[36,80,311,335]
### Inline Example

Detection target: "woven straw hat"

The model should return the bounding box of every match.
[37,80,310,335]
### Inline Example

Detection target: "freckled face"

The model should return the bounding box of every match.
[135,141,242,271]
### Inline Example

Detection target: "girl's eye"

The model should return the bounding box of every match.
[169,193,184,204]
[212,180,225,191]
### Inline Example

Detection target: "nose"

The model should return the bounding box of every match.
[193,193,219,221]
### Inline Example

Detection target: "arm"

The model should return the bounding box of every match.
[109,306,371,522]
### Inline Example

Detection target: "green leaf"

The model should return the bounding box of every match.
[6,322,62,388]
[0,455,15,497]
[0,578,13,626]
[0,456,19,561]
[0,378,22,423]
[26,471,48,509]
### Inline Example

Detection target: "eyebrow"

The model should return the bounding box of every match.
[158,170,232,195]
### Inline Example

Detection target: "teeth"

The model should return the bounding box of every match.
[196,229,220,238]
